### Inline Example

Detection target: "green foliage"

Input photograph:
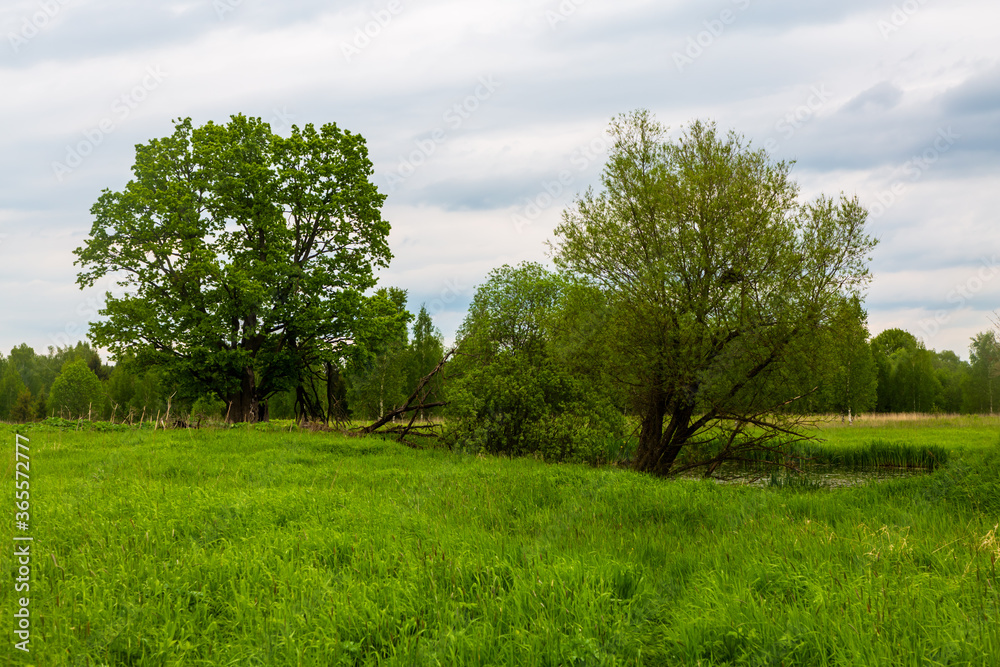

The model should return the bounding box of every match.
[448,352,623,462]
[346,301,448,423]
[7,343,45,397]
[105,359,176,422]
[74,114,394,422]
[931,349,968,412]
[447,262,624,462]
[870,327,918,358]
[345,288,413,420]
[47,358,107,419]
[47,341,111,381]
[0,342,114,422]
[10,388,36,422]
[820,297,878,415]
[553,111,878,474]
[405,305,446,404]
[0,360,27,420]
[964,330,1000,413]
[190,392,227,424]
[871,329,946,412]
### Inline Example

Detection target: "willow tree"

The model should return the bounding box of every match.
[75,115,399,422]
[552,111,877,476]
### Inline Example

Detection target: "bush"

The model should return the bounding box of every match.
[190,393,227,425]
[47,359,106,419]
[444,353,623,463]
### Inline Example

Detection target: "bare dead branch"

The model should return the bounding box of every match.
[357,347,456,437]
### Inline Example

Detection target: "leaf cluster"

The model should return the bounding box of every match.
[445,263,624,462]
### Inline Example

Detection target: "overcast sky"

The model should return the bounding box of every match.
[2,0,999,361]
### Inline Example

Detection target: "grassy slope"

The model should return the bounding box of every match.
[2,422,998,666]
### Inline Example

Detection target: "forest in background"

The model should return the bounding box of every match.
[0,294,444,426]
[3,295,1000,426]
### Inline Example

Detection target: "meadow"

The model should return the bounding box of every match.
[2,417,999,666]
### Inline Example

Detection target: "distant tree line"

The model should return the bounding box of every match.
[5,303,999,428]
[0,296,444,425]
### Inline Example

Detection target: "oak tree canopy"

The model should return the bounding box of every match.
[75,115,400,423]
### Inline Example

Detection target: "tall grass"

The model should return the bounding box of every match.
[2,422,998,665]
[793,439,950,470]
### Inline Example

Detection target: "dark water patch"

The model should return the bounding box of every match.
[765,465,930,489]
[679,464,932,489]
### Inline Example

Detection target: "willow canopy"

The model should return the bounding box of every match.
[553,111,878,476]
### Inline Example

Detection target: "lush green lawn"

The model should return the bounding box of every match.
[3,420,999,665]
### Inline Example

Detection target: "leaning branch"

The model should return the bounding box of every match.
[357,347,456,436]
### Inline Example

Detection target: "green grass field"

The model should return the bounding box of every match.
[817,413,1000,450]
[3,419,999,665]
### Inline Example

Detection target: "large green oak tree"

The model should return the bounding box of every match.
[75,115,400,422]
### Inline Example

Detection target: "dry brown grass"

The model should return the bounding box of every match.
[810,412,1000,429]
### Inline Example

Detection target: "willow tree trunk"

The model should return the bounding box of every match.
[633,383,697,476]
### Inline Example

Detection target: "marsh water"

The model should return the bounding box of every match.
[689,464,933,488]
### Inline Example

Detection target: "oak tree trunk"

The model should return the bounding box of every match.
[226,366,267,423]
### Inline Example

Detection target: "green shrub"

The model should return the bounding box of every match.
[444,353,623,463]
[47,358,106,419]
[190,393,227,425]
[10,388,36,423]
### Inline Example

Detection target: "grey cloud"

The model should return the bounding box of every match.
[2,0,1000,356]
[386,175,569,212]
[772,73,999,174]
[559,0,875,44]
[942,65,1000,116]
[3,0,348,67]
[843,81,904,114]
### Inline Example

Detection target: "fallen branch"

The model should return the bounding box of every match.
[357,347,455,437]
